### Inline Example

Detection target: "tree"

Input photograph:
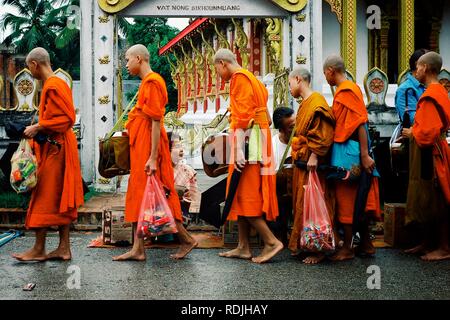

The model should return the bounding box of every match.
[0,0,80,79]
[124,18,180,113]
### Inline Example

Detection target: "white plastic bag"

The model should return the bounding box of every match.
[10,139,38,193]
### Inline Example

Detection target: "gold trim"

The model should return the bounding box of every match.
[399,0,415,75]
[295,14,306,22]
[97,0,134,13]
[341,0,357,77]
[324,0,343,24]
[270,0,308,13]
[54,68,73,89]
[397,68,410,86]
[0,75,4,110]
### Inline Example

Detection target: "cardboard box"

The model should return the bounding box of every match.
[384,203,409,247]
[102,207,133,245]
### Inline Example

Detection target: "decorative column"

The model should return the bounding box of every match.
[341,0,357,77]
[93,3,116,190]
[399,0,415,74]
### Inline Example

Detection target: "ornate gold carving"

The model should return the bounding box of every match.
[98,95,111,104]
[399,0,415,75]
[324,0,343,24]
[296,55,307,64]
[270,0,308,13]
[98,55,111,64]
[55,68,73,89]
[189,38,205,98]
[232,18,250,69]
[341,0,357,77]
[0,75,4,110]
[97,0,134,13]
[199,29,217,90]
[180,44,195,99]
[265,18,288,109]
[98,15,110,23]
[211,20,230,50]
[17,79,33,96]
[295,14,306,22]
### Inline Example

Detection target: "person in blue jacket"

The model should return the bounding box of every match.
[395,49,428,125]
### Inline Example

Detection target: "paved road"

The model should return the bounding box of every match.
[1,232,449,300]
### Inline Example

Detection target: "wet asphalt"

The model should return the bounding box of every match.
[0,232,449,300]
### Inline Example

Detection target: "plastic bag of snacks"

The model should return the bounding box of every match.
[137,175,178,238]
[300,171,335,252]
[10,139,38,193]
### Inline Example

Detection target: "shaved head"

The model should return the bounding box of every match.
[418,51,442,75]
[323,54,346,73]
[26,47,51,66]
[289,67,311,83]
[126,44,150,62]
[213,48,238,65]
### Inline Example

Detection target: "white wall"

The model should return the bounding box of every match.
[440,1,450,70]
[321,3,341,75]
[356,0,369,84]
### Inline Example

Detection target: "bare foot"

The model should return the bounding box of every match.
[252,240,284,264]
[303,253,326,265]
[170,240,198,260]
[12,248,47,262]
[46,248,72,261]
[112,250,146,261]
[290,250,301,257]
[219,247,252,260]
[404,244,428,255]
[330,247,355,261]
[420,249,450,262]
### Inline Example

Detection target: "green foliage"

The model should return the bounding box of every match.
[0,0,80,79]
[124,18,180,113]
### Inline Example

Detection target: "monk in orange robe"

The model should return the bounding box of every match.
[12,47,84,262]
[288,67,335,264]
[323,55,381,261]
[113,44,197,261]
[402,51,450,261]
[213,48,283,264]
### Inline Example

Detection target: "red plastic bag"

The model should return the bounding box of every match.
[137,175,178,238]
[300,171,335,252]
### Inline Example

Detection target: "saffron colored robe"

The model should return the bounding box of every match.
[226,69,278,221]
[25,76,84,228]
[332,80,381,224]
[406,83,450,224]
[288,92,335,252]
[125,72,182,223]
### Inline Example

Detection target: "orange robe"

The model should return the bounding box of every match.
[406,83,450,223]
[25,77,84,228]
[226,69,278,221]
[125,72,182,223]
[332,80,381,224]
[288,92,335,252]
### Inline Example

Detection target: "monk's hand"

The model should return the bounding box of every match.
[307,153,318,171]
[361,154,375,174]
[23,124,40,138]
[145,158,157,176]
[234,149,246,172]
[401,128,412,139]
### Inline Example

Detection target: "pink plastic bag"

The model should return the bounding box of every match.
[300,171,335,252]
[137,175,178,238]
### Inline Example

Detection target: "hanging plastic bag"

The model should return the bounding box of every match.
[10,139,38,194]
[137,175,178,238]
[300,171,335,252]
